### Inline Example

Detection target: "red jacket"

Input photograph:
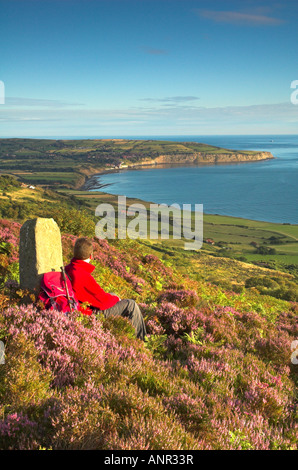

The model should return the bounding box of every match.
[65,258,120,315]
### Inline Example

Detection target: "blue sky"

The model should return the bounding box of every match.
[1,0,298,137]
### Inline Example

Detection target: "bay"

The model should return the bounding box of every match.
[89,135,298,224]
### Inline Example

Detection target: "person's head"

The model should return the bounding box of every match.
[73,237,93,261]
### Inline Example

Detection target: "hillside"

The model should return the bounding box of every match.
[0,138,274,189]
[0,181,297,450]
[1,177,298,277]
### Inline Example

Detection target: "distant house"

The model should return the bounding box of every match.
[250,241,259,247]
[205,238,215,245]
[28,185,36,190]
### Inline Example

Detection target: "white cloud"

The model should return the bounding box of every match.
[1,101,298,136]
[196,9,285,26]
[139,96,200,105]
[5,97,84,107]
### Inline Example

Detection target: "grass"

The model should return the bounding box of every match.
[59,189,298,274]
[17,172,80,185]
[0,176,297,450]
[0,137,270,190]
[0,211,297,450]
[2,180,298,273]
[1,172,297,283]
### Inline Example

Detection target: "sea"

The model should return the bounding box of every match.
[86,135,298,225]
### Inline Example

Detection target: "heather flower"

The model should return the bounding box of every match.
[154,302,200,336]
[108,411,201,450]
[0,412,40,450]
[1,305,131,388]
[0,220,20,264]
[157,289,199,308]
[0,218,297,450]
[163,393,208,433]
[146,318,166,336]
[255,330,293,366]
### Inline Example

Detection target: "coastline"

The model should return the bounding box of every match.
[75,157,298,226]
[81,153,275,191]
[74,187,298,227]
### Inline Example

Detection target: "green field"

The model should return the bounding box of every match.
[1,174,297,303]
[0,137,296,278]
[58,189,298,278]
[0,137,268,189]
[16,172,79,185]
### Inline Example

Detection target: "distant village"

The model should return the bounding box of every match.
[106,161,128,170]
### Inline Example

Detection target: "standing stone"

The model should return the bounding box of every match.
[19,218,63,292]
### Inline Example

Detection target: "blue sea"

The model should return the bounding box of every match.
[87,135,298,224]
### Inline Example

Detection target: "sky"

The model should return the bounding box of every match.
[1,0,298,137]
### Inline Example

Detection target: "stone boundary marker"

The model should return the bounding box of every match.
[19,218,63,292]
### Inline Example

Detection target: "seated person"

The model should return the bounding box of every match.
[65,237,147,341]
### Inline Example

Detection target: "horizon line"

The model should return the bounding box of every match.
[1,133,298,140]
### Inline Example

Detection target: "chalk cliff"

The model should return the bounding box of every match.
[128,151,274,167]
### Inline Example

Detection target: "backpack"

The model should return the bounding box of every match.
[38,269,79,314]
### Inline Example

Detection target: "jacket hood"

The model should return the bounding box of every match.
[70,258,96,274]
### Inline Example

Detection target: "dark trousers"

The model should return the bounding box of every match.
[100,299,147,341]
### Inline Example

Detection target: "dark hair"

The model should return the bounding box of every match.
[73,237,93,260]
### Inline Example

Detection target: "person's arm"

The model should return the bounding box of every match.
[85,275,120,309]
[109,292,121,300]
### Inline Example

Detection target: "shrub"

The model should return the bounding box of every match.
[0,217,297,450]
[1,305,121,388]
[245,276,298,302]
[255,246,277,255]
[0,175,21,192]
[42,207,95,237]
[0,334,53,410]
[157,289,199,308]
[0,411,40,450]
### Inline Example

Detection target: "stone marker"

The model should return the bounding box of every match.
[19,218,63,292]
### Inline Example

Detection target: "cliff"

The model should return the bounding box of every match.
[0,138,275,191]
[129,151,274,167]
